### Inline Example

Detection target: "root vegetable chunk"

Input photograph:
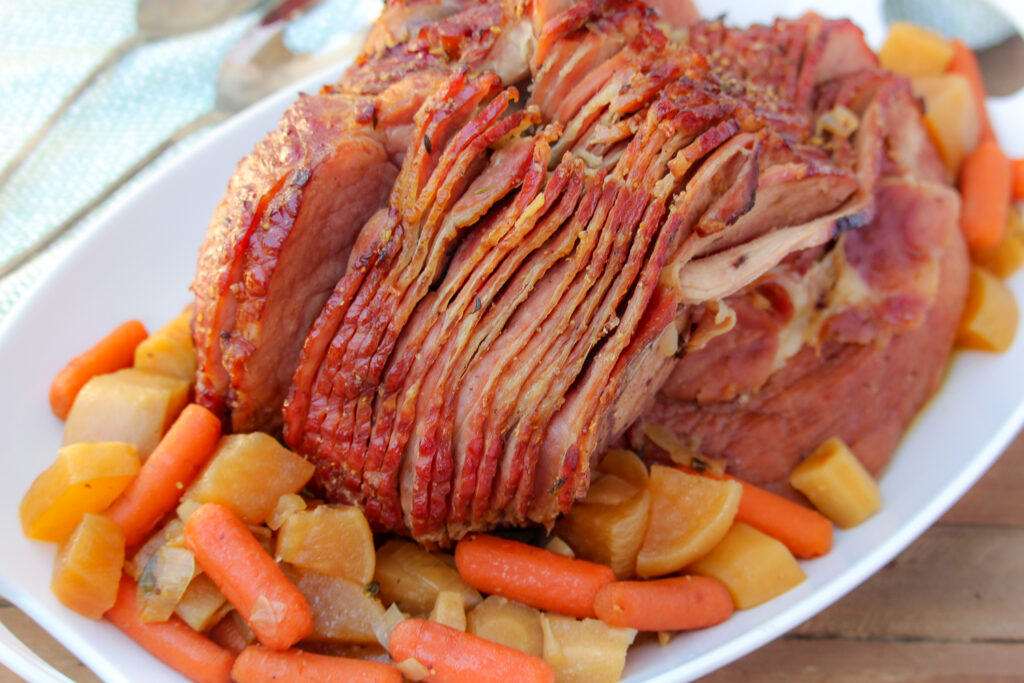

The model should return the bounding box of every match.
[636,466,741,578]
[285,565,386,644]
[134,310,197,382]
[276,505,374,584]
[62,368,189,460]
[182,433,314,525]
[374,539,481,615]
[956,265,1019,353]
[879,22,954,77]
[429,590,467,631]
[467,596,543,657]
[51,514,125,619]
[972,208,1024,279]
[539,614,636,683]
[690,523,806,609]
[911,74,980,176]
[790,438,882,528]
[20,442,140,542]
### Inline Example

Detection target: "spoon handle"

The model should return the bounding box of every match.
[0,108,227,281]
[0,33,145,190]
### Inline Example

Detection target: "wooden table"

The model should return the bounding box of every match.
[2,433,1022,682]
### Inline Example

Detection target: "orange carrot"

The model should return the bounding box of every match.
[184,502,313,650]
[231,646,402,683]
[106,404,221,547]
[105,574,234,683]
[593,576,734,631]
[1012,159,1024,201]
[49,319,148,419]
[388,618,555,683]
[454,533,615,618]
[960,139,1012,250]
[947,40,993,141]
[679,466,832,558]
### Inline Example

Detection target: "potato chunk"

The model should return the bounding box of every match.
[182,433,314,525]
[284,565,386,644]
[540,614,636,683]
[790,437,881,529]
[972,207,1024,279]
[51,514,125,619]
[879,22,954,77]
[20,442,140,542]
[429,590,467,631]
[912,74,981,176]
[133,309,196,382]
[690,523,806,609]
[957,265,1020,352]
[374,539,481,615]
[636,465,741,578]
[276,505,374,584]
[556,451,650,578]
[175,573,230,632]
[467,596,543,657]
[62,368,189,460]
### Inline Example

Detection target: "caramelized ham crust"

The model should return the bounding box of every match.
[192,0,969,542]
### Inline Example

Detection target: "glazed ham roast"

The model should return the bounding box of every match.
[192,0,968,542]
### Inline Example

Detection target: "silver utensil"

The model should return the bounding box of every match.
[0,0,345,281]
[0,0,261,191]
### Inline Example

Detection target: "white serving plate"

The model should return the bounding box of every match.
[1,1,1022,681]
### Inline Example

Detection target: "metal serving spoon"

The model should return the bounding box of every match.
[0,0,356,281]
[0,0,261,192]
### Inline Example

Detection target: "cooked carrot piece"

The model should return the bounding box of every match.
[455,534,615,619]
[728,475,833,558]
[947,40,993,141]
[184,502,313,650]
[388,618,555,683]
[231,646,402,683]
[49,320,149,420]
[1012,159,1024,201]
[105,575,234,683]
[106,404,222,547]
[960,139,1013,250]
[593,576,734,631]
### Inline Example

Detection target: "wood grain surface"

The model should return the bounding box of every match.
[2,432,1022,682]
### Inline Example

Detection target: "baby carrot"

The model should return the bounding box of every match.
[728,476,832,558]
[49,319,148,419]
[593,576,734,631]
[105,574,234,683]
[1012,159,1024,201]
[454,533,615,618]
[388,618,555,683]
[184,502,313,650]
[960,139,1012,250]
[232,646,402,683]
[106,404,222,547]
[947,40,993,141]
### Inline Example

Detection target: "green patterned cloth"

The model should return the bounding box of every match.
[0,0,365,322]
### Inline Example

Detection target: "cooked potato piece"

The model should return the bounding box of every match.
[540,613,636,683]
[790,437,881,529]
[62,368,189,460]
[182,433,314,525]
[266,493,307,531]
[957,265,1020,352]
[276,505,374,584]
[879,22,954,77]
[133,309,196,382]
[912,74,981,175]
[690,523,806,609]
[20,442,139,542]
[284,565,386,644]
[175,573,230,632]
[51,514,125,619]
[972,208,1024,279]
[466,596,543,657]
[636,465,741,578]
[429,590,466,631]
[374,539,481,615]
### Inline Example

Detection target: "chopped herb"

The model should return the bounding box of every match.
[423,134,432,154]
[547,476,567,495]
[691,458,708,474]
[372,108,379,129]
[365,581,380,597]
[473,295,482,313]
